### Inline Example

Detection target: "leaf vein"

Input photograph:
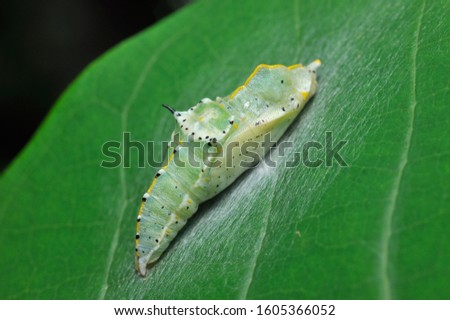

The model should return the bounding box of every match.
[239,168,278,299]
[379,0,425,300]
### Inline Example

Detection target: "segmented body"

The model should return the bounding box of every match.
[135,60,321,276]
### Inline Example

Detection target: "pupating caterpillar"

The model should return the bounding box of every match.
[135,60,321,276]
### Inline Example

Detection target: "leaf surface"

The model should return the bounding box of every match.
[1,0,449,299]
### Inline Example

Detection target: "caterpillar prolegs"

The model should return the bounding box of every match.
[135,60,321,276]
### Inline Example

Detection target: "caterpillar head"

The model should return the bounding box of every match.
[228,60,321,118]
[303,59,321,98]
[223,60,322,147]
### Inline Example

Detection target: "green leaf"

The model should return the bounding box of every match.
[1,0,449,299]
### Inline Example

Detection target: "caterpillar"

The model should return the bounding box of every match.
[135,60,321,276]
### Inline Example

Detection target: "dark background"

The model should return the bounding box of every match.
[1,0,190,171]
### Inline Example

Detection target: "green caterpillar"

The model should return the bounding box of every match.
[135,60,321,276]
